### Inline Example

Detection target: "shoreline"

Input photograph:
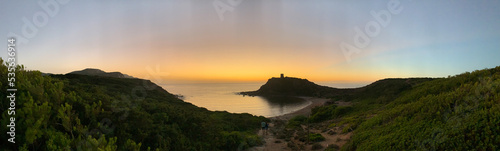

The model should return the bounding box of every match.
[247,97,331,151]
[271,97,330,120]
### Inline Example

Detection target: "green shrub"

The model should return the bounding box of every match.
[332,106,353,118]
[310,105,354,123]
[325,144,340,151]
[310,105,337,122]
[309,133,325,142]
[286,115,308,128]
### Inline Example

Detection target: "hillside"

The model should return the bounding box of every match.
[266,67,500,150]
[240,77,354,97]
[0,59,267,150]
[69,68,135,78]
[240,76,433,101]
[341,67,500,150]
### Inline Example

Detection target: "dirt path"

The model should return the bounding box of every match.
[311,126,352,150]
[246,122,289,151]
[246,97,356,151]
[246,97,330,151]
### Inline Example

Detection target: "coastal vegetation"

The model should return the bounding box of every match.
[2,56,499,150]
[0,58,267,150]
[341,67,500,150]
[266,67,500,150]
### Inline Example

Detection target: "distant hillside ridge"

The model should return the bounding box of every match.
[240,76,352,97]
[240,75,435,99]
[68,68,135,78]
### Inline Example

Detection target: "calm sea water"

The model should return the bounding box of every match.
[160,82,369,117]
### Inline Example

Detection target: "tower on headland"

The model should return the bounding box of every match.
[280,73,284,78]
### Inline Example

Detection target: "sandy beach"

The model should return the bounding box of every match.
[271,97,330,120]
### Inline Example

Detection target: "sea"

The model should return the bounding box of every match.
[160,81,369,117]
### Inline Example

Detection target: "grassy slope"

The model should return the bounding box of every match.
[293,67,500,150]
[309,67,499,150]
[341,67,500,150]
[307,78,433,123]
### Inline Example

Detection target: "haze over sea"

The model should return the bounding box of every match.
[161,81,369,117]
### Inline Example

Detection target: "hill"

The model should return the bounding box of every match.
[266,67,500,150]
[240,76,433,101]
[0,59,267,150]
[340,67,500,150]
[240,76,353,97]
[69,68,135,78]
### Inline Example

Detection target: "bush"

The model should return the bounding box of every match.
[286,115,308,128]
[310,105,337,122]
[310,105,354,123]
[332,106,353,117]
[220,131,263,150]
[309,133,325,142]
[325,144,340,151]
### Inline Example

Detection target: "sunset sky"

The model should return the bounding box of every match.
[1,0,500,84]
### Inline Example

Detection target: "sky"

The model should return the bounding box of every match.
[1,0,499,84]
